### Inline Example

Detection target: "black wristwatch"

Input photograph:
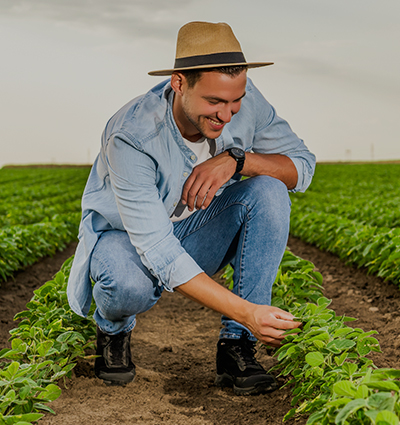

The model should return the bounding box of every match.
[227,148,245,174]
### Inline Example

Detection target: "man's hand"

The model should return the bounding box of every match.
[245,305,300,347]
[181,152,236,211]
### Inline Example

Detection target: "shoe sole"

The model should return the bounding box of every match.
[215,373,278,396]
[97,371,136,386]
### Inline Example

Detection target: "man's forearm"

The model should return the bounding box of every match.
[241,152,298,190]
[176,272,252,323]
[175,272,300,346]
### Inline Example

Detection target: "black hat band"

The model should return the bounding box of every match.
[174,51,246,69]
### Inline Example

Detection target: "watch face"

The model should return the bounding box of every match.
[230,148,245,159]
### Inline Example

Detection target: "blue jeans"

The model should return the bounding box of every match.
[90,175,291,341]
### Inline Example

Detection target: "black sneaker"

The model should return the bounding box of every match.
[215,331,278,395]
[94,326,136,386]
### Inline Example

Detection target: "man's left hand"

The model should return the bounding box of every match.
[181,152,236,211]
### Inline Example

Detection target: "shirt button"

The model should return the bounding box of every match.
[190,155,196,161]
[173,202,177,206]
[183,172,188,177]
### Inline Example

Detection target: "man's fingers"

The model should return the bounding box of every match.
[269,316,302,331]
[194,183,211,210]
[271,309,302,329]
[261,336,286,348]
[273,308,295,321]
[185,178,203,211]
[181,175,195,205]
[183,174,218,211]
[198,185,218,209]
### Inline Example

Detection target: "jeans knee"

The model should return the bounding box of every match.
[91,256,160,320]
[245,176,291,221]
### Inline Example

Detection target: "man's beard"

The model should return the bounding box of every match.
[182,98,209,139]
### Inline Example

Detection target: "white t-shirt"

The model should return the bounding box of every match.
[170,137,215,222]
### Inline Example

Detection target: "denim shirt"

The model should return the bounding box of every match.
[67,78,316,317]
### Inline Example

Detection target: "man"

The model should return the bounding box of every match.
[67,21,316,395]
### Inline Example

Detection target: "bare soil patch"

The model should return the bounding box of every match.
[1,236,400,424]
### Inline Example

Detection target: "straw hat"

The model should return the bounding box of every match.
[148,21,273,76]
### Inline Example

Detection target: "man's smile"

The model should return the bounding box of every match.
[207,117,225,130]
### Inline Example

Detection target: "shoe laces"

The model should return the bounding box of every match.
[234,331,260,367]
[104,332,130,368]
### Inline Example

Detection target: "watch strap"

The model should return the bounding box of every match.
[227,148,245,174]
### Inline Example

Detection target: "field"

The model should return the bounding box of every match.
[1,164,400,424]
[290,163,400,285]
[0,167,90,281]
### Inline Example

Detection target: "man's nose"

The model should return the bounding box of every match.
[216,104,233,124]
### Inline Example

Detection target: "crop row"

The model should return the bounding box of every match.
[294,193,400,230]
[0,167,90,282]
[224,253,400,424]
[0,194,82,227]
[292,163,400,228]
[0,258,96,424]
[0,168,89,201]
[0,213,81,282]
[290,163,400,287]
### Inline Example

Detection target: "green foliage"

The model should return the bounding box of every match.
[289,163,400,286]
[0,257,96,424]
[274,297,382,420]
[0,167,90,282]
[222,244,400,424]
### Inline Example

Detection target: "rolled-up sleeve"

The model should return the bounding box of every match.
[106,135,203,290]
[250,82,316,193]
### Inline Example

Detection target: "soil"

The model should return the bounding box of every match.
[1,236,400,425]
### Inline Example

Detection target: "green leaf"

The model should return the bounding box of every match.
[342,316,357,322]
[305,352,325,367]
[37,341,53,357]
[18,386,31,400]
[317,297,331,307]
[4,389,16,401]
[283,408,297,421]
[307,331,330,342]
[333,380,357,397]
[333,327,354,338]
[335,398,367,424]
[327,398,352,408]
[354,384,369,399]
[376,410,399,425]
[365,410,380,423]
[313,340,325,349]
[3,413,44,423]
[367,392,396,410]
[39,384,61,401]
[38,284,54,297]
[306,410,326,424]
[357,336,380,356]
[367,381,399,392]
[7,362,20,377]
[276,343,295,361]
[327,339,356,353]
[342,362,358,377]
[32,402,56,414]
[334,351,348,366]
[54,271,65,286]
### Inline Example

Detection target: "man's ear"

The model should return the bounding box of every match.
[170,72,185,95]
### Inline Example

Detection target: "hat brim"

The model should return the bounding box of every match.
[148,61,273,76]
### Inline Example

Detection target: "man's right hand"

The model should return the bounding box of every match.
[244,304,301,347]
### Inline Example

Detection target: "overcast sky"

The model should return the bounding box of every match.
[1,0,399,167]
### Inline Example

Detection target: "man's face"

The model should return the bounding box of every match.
[172,70,247,141]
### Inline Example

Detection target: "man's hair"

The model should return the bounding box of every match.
[180,65,248,88]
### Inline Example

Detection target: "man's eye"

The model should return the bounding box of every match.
[208,100,219,105]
